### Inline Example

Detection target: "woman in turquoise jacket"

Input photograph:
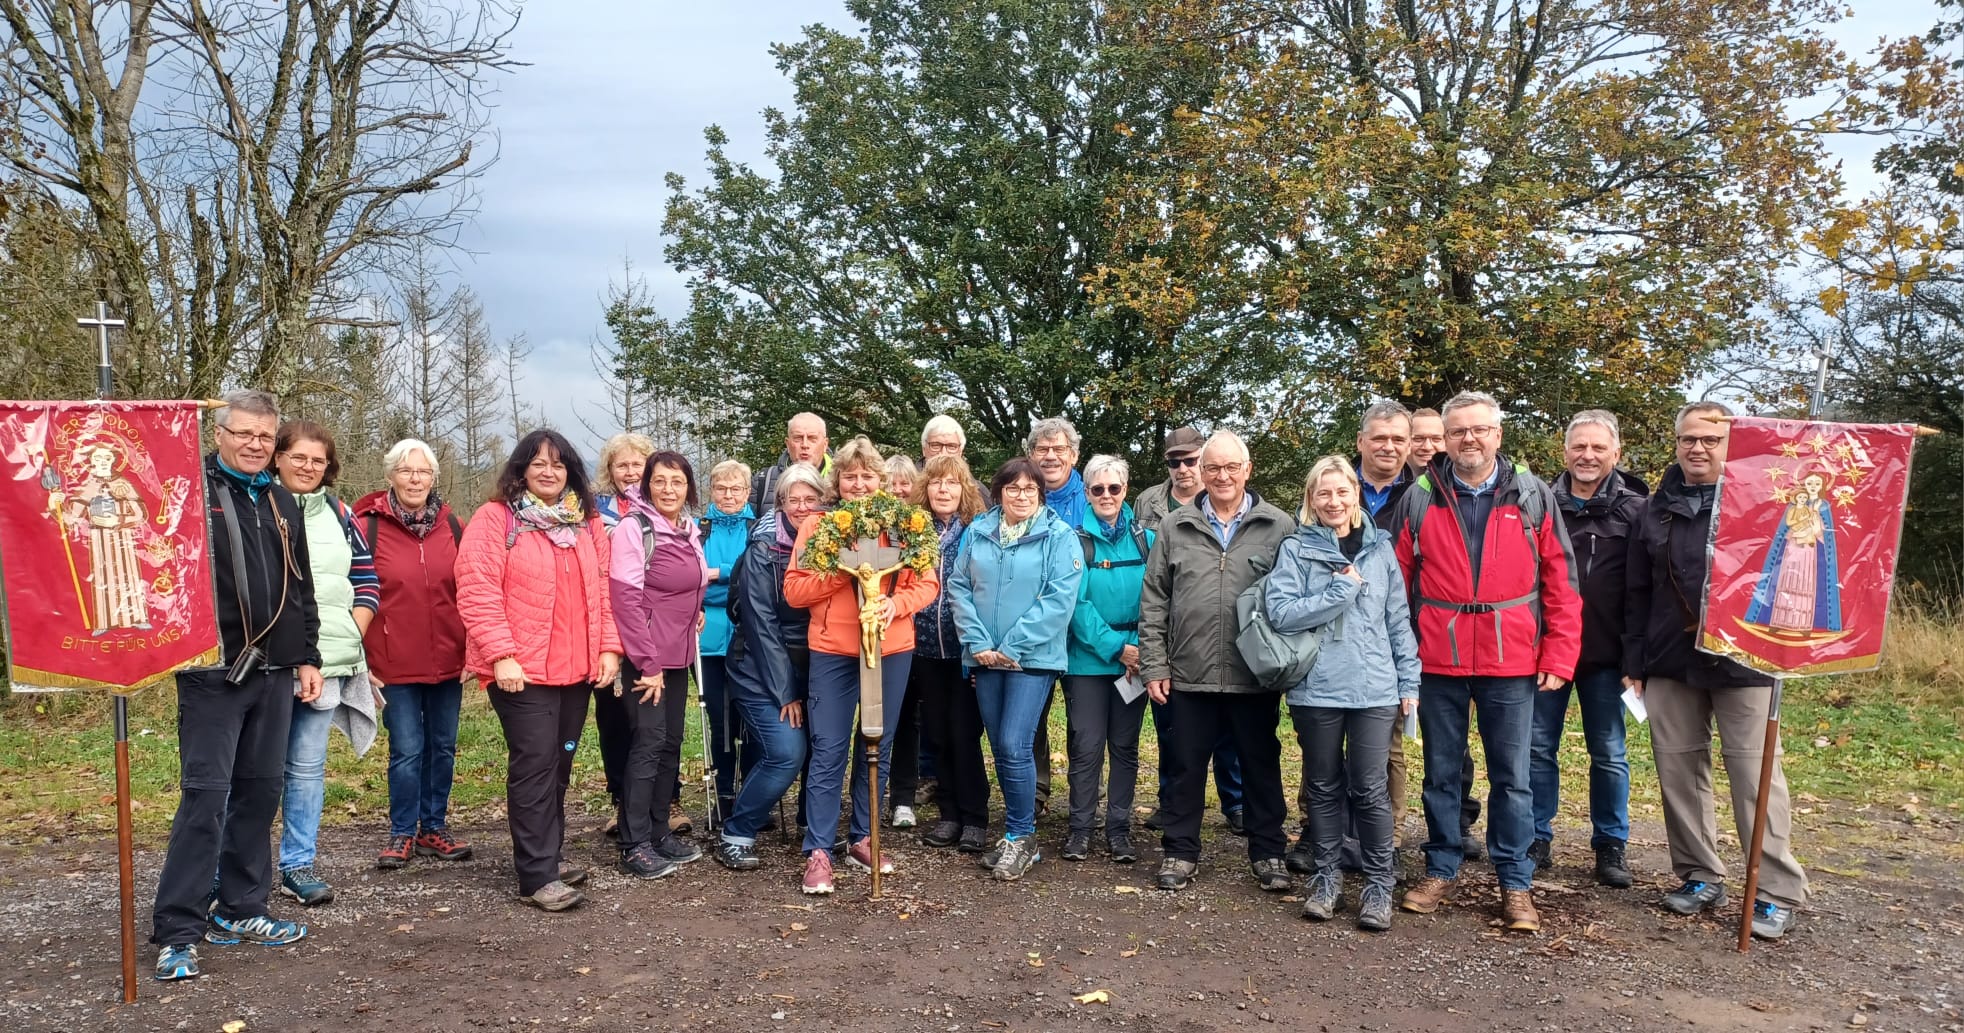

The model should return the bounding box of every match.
[1062,455,1153,866]
[948,457,1082,882]
[698,460,758,820]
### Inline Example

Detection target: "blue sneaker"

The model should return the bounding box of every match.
[279,866,335,906]
[154,944,199,981]
[1660,879,1726,915]
[206,913,307,946]
[1751,899,1796,940]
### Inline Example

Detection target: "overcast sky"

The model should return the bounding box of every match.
[455,2,1939,458]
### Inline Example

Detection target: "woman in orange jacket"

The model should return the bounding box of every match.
[782,436,939,894]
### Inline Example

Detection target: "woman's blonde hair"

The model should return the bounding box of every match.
[830,435,885,493]
[912,454,987,521]
[883,454,919,486]
[1299,455,1363,529]
[709,459,753,487]
[593,432,657,495]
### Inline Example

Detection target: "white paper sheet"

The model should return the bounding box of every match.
[1622,686,1648,724]
[1115,671,1146,704]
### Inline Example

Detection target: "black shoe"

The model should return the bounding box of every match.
[1594,841,1633,889]
[656,834,703,865]
[922,819,961,848]
[957,825,991,853]
[1285,834,1316,875]
[1061,830,1091,861]
[713,840,761,871]
[1251,857,1291,892]
[1460,829,1486,862]
[1156,857,1197,891]
[1224,807,1247,837]
[621,845,679,880]
[1143,808,1166,832]
[1527,838,1552,870]
[1106,830,1139,864]
[1662,879,1727,915]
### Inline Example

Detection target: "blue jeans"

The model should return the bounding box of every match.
[1418,674,1536,890]
[1529,667,1631,847]
[381,679,464,837]
[722,685,811,846]
[802,652,912,853]
[1151,698,1244,815]
[277,692,337,871]
[976,668,1059,840]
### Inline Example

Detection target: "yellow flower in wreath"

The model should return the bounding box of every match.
[831,509,855,530]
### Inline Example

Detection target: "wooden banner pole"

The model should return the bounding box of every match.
[1737,676,1782,952]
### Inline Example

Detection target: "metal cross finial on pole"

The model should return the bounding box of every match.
[78,301,126,400]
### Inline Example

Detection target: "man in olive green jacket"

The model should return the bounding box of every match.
[1140,431,1295,893]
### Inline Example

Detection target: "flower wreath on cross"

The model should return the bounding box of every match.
[800,490,940,576]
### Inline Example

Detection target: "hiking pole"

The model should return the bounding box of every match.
[693,651,717,833]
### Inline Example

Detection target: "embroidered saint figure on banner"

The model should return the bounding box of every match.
[1744,461,1842,637]
[48,442,154,634]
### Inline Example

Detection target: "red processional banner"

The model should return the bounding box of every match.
[1698,417,1919,677]
[0,400,220,693]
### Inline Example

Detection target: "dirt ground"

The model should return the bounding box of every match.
[1,804,1960,1033]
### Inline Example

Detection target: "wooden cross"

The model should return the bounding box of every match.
[836,535,903,899]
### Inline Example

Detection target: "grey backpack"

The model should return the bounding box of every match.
[1234,575,1342,691]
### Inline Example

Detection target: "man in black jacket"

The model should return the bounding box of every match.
[151,390,321,982]
[1625,401,1808,940]
[1530,410,1645,888]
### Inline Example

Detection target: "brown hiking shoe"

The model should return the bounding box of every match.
[1501,889,1540,932]
[519,880,585,912]
[669,801,694,836]
[1400,876,1455,914]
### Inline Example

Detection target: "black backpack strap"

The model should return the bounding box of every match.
[446,511,464,545]
[364,512,380,554]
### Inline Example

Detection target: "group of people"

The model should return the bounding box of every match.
[145,388,1810,983]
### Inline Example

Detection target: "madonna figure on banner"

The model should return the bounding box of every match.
[1745,464,1842,638]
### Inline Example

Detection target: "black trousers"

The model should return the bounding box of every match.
[1034,681,1058,803]
[620,659,690,850]
[1294,704,1399,894]
[888,668,923,809]
[489,683,591,896]
[914,656,989,828]
[592,680,632,811]
[1063,675,1146,836]
[1159,690,1287,863]
[150,667,294,946]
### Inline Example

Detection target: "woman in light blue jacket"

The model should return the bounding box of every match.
[948,457,1082,882]
[1264,456,1419,933]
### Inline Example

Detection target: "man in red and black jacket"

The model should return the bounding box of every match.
[1388,391,1582,934]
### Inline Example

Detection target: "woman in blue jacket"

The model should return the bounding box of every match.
[948,457,1082,882]
[699,460,758,821]
[1062,455,1152,866]
[1263,456,1419,932]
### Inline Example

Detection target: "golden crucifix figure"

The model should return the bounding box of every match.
[850,558,907,669]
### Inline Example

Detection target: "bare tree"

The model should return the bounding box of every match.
[395,246,453,461]
[581,257,648,441]
[502,332,533,443]
[443,285,500,503]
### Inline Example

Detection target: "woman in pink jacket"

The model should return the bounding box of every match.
[456,429,622,912]
[607,451,710,881]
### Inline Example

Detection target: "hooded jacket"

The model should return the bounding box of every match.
[948,505,1084,674]
[1553,468,1648,675]
[698,503,755,657]
[1043,468,1089,529]
[1139,491,1296,694]
[1264,521,1420,709]
[609,494,709,675]
[1623,465,1774,689]
[1066,505,1153,677]
[727,513,812,709]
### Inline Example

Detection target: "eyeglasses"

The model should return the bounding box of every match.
[1000,483,1042,497]
[1445,426,1499,441]
[1087,483,1125,497]
[1030,444,1074,459]
[1677,435,1725,451]
[1165,455,1198,469]
[219,427,275,447]
[924,439,963,455]
[393,467,435,480]
[281,455,328,470]
[1202,462,1246,477]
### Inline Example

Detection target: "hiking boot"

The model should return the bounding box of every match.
[558,864,590,887]
[1593,842,1633,889]
[1527,838,1552,870]
[1156,857,1197,891]
[1356,886,1393,932]
[1224,806,1247,836]
[1285,833,1316,875]
[713,840,762,871]
[801,850,835,895]
[1061,830,1091,861]
[1751,899,1796,940]
[891,805,917,829]
[1300,869,1341,921]
[602,813,621,841]
[1106,829,1139,864]
[520,880,585,912]
[377,833,414,870]
[206,913,307,946]
[978,838,1008,869]
[278,866,334,907]
[669,801,694,836]
[1661,879,1727,915]
[922,819,961,848]
[1460,829,1486,862]
[1251,857,1292,893]
[415,828,473,861]
[154,944,199,982]
[991,836,1041,881]
[620,844,679,880]
[656,834,703,865]
[958,825,991,853]
[1143,808,1166,832]
[1400,876,1455,914]
[1501,889,1540,932]
[847,837,894,874]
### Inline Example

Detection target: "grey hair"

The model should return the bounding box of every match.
[884,454,919,483]
[1565,409,1622,446]
[920,414,966,452]
[213,389,279,429]
[709,459,752,486]
[1025,416,1081,453]
[775,462,830,509]
[1676,400,1732,426]
[787,411,827,436]
[1083,453,1130,485]
[1441,391,1503,424]
[1201,430,1251,463]
[383,438,441,480]
[1358,400,1412,435]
